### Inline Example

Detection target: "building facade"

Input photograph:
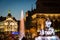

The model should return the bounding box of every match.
[0,10,18,32]
[25,0,60,38]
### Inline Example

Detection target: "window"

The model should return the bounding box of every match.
[10,22,14,25]
[4,22,8,25]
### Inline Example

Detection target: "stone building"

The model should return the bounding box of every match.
[0,10,18,32]
[25,0,60,38]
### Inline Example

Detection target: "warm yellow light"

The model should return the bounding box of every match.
[4,22,8,25]
[32,14,36,19]
[55,30,60,32]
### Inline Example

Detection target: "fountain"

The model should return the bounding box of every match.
[19,10,25,40]
[35,18,60,40]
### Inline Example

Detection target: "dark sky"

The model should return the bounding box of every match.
[0,0,36,20]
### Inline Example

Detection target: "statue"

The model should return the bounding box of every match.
[45,18,55,35]
[45,18,52,28]
[35,18,59,40]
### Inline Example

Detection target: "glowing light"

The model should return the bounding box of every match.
[12,32,19,34]
[32,14,36,19]
[10,22,14,25]
[45,19,52,28]
[4,22,8,25]
[35,36,59,40]
[6,18,13,20]
[55,30,60,32]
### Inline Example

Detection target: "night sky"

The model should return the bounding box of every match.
[0,0,36,20]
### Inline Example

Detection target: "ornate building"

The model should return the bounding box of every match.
[25,0,60,29]
[25,0,60,38]
[0,10,18,32]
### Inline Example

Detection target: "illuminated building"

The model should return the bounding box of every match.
[25,0,60,38]
[0,10,18,32]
